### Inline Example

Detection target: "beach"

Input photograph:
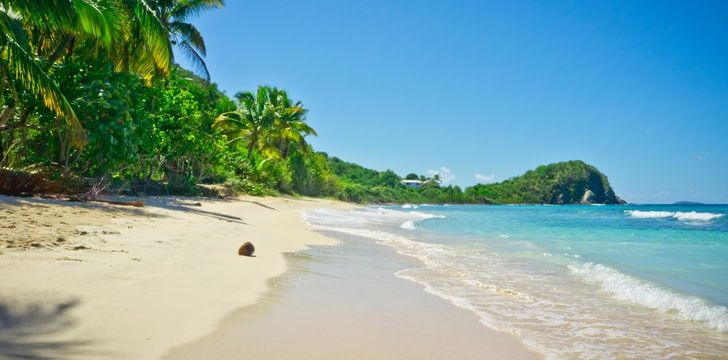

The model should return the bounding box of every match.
[0,195,347,359]
[5,196,725,359]
[0,196,537,359]
[165,231,538,360]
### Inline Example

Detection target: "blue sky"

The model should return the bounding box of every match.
[180,0,728,203]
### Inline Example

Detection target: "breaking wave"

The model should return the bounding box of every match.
[625,210,724,222]
[400,220,416,230]
[569,262,728,331]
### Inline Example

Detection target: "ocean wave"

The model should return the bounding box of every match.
[303,207,444,229]
[400,220,416,230]
[408,211,445,220]
[401,204,419,209]
[569,262,728,331]
[625,210,724,222]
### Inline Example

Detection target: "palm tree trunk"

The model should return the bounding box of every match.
[48,36,75,65]
[0,106,15,126]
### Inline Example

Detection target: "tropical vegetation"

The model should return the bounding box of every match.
[0,2,623,205]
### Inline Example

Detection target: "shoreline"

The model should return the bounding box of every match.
[0,195,351,359]
[165,230,540,360]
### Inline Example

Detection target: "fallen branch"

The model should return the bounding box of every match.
[92,199,144,207]
[67,196,144,207]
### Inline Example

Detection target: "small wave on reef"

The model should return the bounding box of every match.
[625,210,724,222]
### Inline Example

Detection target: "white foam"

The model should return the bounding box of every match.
[401,220,416,230]
[407,211,445,220]
[626,210,678,219]
[304,206,728,358]
[625,210,723,222]
[401,204,419,209]
[569,262,728,331]
[673,211,724,221]
[303,207,444,229]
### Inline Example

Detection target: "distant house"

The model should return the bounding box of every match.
[400,179,424,188]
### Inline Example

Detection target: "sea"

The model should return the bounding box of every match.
[304,204,728,359]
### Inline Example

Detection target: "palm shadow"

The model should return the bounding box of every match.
[0,298,92,359]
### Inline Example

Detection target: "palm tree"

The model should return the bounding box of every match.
[0,0,173,145]
[0,0,115,144]
[268,88,317,159]
[213,86,278,162]
[151,0,224,81]
[213,86,318,163]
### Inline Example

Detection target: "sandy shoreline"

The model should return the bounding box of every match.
[0,195,350,359]
[1,195,539,359]
[166,231,540,360]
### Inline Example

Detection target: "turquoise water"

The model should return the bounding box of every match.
[418,204,728,307]
[305,204,728,359]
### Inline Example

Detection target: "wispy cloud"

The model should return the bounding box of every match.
[694,153,710,161]
[427,166,456,184]
[474,173,495,183]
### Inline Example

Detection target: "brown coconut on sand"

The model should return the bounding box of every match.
[238,242,255,256]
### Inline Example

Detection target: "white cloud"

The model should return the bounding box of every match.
[427,166,455,184]
[474,173,495,183]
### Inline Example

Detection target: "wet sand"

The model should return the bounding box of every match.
[166,231,540,360]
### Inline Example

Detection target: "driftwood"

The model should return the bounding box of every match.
[174,201,202,207]
[67,196,144,207]
[91,199,144,207]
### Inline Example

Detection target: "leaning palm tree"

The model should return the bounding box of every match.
[151,0,224,81]
[0,0,174,145]
[0,0,117,144]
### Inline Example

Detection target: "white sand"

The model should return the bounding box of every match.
[166,231,541,360]
[0,195,349,359]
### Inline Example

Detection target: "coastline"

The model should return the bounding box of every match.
[0,195,351,359]
[165,230,540,360]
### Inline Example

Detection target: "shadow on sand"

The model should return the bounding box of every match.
[0,194,159,219]
[0,194,249,225]
[0,297,92,359]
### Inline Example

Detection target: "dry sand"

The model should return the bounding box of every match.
[0,195,539,359]
[0,195,348,359]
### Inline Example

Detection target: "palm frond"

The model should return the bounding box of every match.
[176,39,209,80]
[170,21,205,55]
[72,0,118,48]
[130,0,172,76]
[1,0,78,30]
[0,33,85,145]
[170,0,224,22]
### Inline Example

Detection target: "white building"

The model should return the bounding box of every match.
[400,180,424,188]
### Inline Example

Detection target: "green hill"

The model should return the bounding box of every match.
[465,161,625,204]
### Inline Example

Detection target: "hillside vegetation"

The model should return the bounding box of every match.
[324,158,624,205]
[465,161,625,204]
